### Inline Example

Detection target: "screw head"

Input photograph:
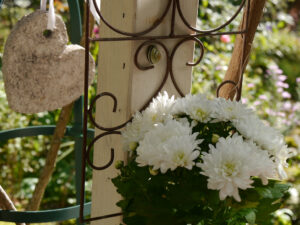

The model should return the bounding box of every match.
[147,45,161,64]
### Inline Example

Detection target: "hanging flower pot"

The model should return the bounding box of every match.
[112,92,292,225]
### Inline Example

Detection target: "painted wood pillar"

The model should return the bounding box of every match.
[91,1,198,224]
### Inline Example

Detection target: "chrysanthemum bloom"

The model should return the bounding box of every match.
[198,135,276,202]
[233,115,292,179]
[172,94,214,123]
[136,120,202,173]
[212,98,254,122]
[122,92,175,151]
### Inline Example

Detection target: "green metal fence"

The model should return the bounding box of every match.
[0,0,92,223]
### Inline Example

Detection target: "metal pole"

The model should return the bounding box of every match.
[67,0,84,224]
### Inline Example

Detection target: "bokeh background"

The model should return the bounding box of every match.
[0,0,299,224]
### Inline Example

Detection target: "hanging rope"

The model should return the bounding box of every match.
[40,0,56,31]
[86,0,100,24]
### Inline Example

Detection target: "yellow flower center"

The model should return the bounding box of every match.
[196,108,208,121]
[173,152,187,165]
[224,163,236,177]
[226,107,237,119]
[227,107,233,112]
[129,142,138,151]
[152,114,157,122]
[177,152,185,160]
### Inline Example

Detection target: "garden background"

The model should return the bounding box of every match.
[0,0,299,224]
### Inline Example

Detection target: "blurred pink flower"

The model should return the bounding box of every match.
[277,112,286,117]
[266,108,276,116]
[282,102,292,110]
[277,87,284,93]
[288,113,295,120]
[278,75,287,81]
[220,35,231,43]
[268,65,283,75]
[241,98,248,104]
[253,100,261,106]
[266,69,272,76]
[296,77,300,83]
[276,81,289,89]
[215,66,222,71]
[259,95,268,101]
[292,103,300,112]
[282,119,291,126]
[93,25,100,38]
[282,91,291,99]
[247,83,255,88]
[269,65,278,70]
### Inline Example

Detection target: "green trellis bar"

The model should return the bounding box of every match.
[0,127,94,223]
[0,203,92,223]
[0,0,93,223]
[0,126,94,141]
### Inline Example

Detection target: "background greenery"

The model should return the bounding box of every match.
[0,0,299,224]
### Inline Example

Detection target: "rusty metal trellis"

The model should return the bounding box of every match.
[80,0,251,222]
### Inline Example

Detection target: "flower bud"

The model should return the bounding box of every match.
[149,167,158,176]
[212,134,220,144]
[129,142,138,151]
[115,160,123,169]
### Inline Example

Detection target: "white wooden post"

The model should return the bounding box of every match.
[91,1,198,224]
[91,1,136,224]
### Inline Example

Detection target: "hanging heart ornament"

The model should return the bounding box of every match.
[2,9,95,114]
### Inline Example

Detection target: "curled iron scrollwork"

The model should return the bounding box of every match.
[170,37,205,96]
[92,0,173,37]
[176,0,247,34]
[216,80,240,100]
[86,131,121,170]
[80,0,251,222]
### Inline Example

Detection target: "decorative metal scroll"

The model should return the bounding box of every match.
[80,0,251,222]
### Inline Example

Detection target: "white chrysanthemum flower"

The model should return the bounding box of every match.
[144,91,175,124]
[234,115,283,152]
[274,145,294,179]
[233,115,292,179]
[172,94,214,123]
[198,134,276,202]
[245,140,277,184]
[287,187,299,205]
[136,120,202,173]
[212,98,254,122]
[121,112,151,151]
[122,92,175,151]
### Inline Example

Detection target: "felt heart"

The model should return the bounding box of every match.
[2,10,95,114]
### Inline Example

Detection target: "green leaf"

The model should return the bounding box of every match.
[228,0,243,6]
[256,182,291,200]
[245,210,256,225]
[256,187,273,199]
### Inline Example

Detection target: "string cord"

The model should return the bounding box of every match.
[86,0,100,24]
[40,0,56,31]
